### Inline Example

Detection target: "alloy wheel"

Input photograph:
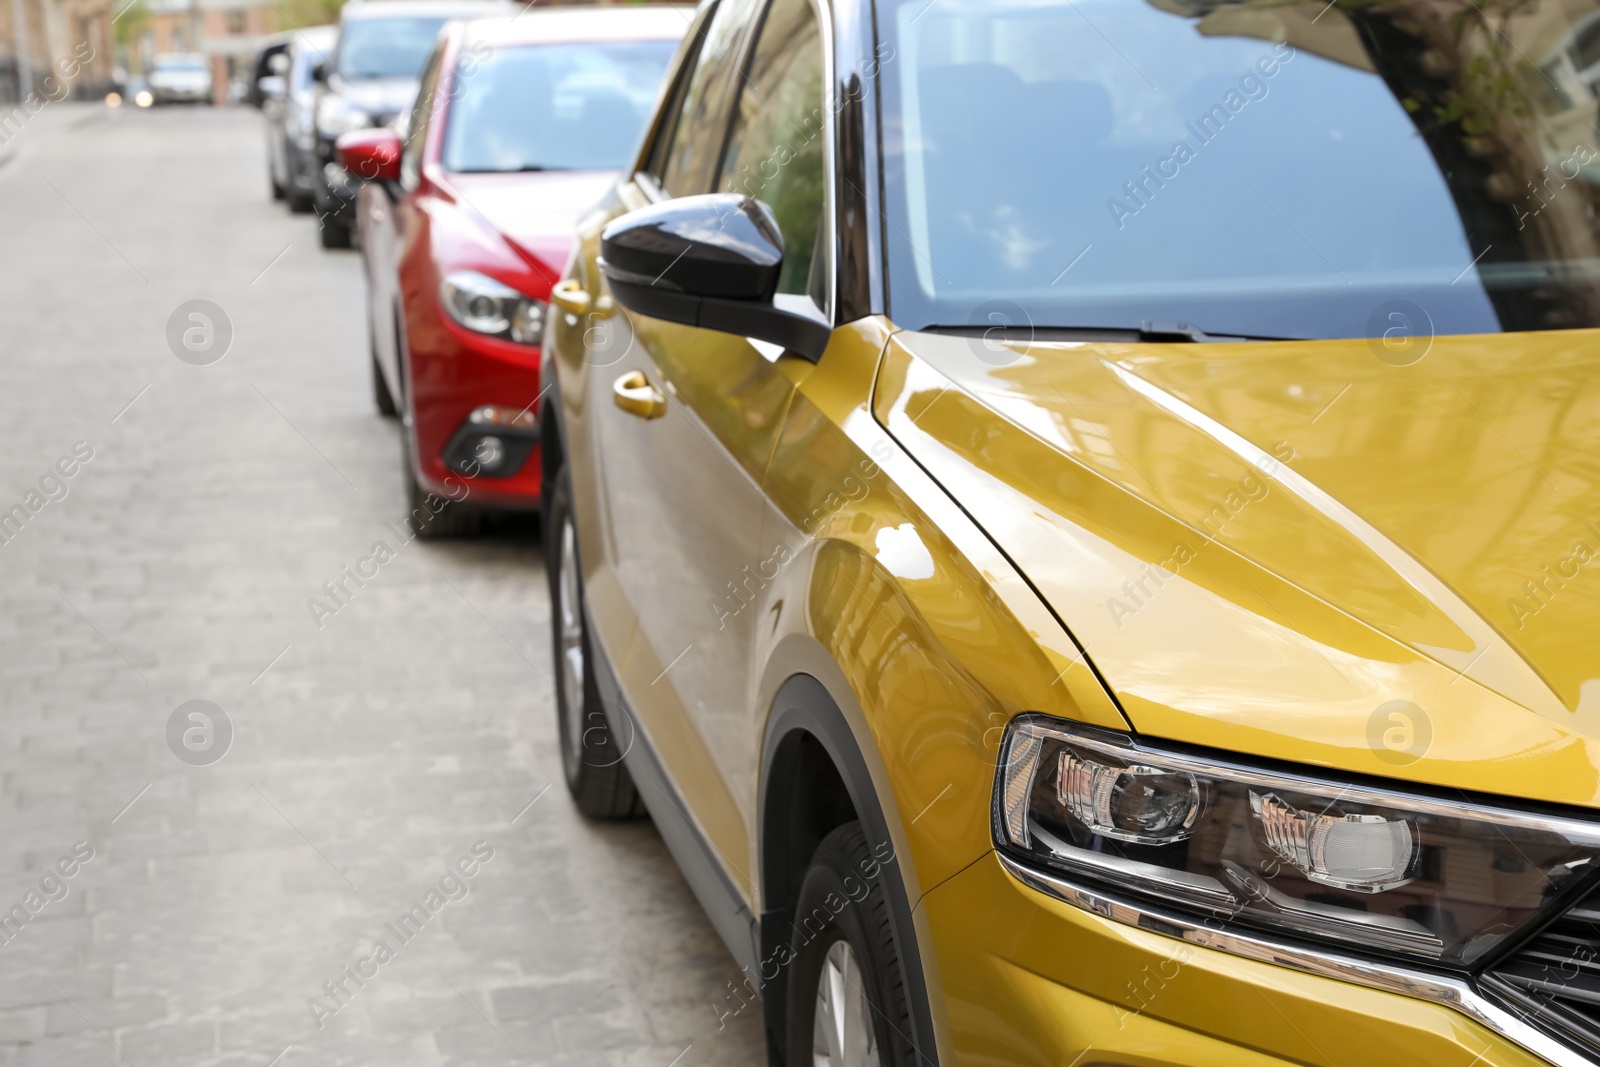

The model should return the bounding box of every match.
[811,940,879,1067]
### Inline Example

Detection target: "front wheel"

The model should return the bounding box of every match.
[287,187,314,214]
[546,468,643,819]
[371,322,397,417]
[787,823,922,1067]
[401,426,482,539]
[318,215,352,249]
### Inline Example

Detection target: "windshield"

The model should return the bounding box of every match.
[292,46,328,91]
[154,56,205,72]
[877,0,1600,339]
[337,17,449,80]
[291,37,331,91]
[442,39,677,173]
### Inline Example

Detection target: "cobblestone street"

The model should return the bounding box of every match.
[0,103,765,1066]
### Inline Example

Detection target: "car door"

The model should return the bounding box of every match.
[371,42,444,403]
[591,0,832,899]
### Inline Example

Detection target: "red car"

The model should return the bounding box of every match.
[339,6,687,535]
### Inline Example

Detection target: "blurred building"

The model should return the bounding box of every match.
[0,0,115,104]
[130,0,306,104]
[199,0,276,103]
[139,0,199,56]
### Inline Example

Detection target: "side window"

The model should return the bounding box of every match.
[641,12,710,184]
[717,0,827,306]
[401,43,443,190]
[656,0,764,197]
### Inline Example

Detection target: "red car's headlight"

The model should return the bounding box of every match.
[439,271,545,345]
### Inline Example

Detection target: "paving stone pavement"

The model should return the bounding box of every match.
[0,103,766,1066]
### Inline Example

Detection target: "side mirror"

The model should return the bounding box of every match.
[599,193,829,362]
[257,74,286,99]
[311,60,329,84]
[336,128,402,183]
[267,52,289,75]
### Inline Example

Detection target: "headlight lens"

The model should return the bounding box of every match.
[996,717,1600,968]
[316,94,368,137]
[439,271,544,345]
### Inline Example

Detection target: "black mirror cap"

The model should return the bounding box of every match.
[311,60,329,84]
[600,194,781,299]
[599,193,830,362]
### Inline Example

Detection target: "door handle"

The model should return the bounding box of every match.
[550,278,592,317]
[612,370,667,420]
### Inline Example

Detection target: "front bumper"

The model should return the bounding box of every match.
[151,85,210,103]
[409,313,544,511]
[922,851,1570,1066]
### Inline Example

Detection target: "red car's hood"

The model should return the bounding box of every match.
[446,170,616,280]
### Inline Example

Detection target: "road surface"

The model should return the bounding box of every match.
[0,101,764,1067]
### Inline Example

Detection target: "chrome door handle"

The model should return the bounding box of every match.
[612,370,667,420]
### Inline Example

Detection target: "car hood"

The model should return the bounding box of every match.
[874,327,1600,807]
[446,170,615,279]
[328,77,416,118]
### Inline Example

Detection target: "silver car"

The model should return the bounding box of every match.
[147,53,212,105]
[262,26,337,213]
[309,0,514,247]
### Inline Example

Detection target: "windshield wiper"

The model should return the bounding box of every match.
[1133,320,1294,342]
[454,166,574,175]
[928,320,1298,343]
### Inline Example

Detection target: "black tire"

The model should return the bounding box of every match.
[786,823,921,1067]
[401,432,482,539]
[546,468,644,819]
[318,215,352,249]
[271,174,285,200]
[394,304,477,538]
[372,346,397,417]
[287,187,314,214]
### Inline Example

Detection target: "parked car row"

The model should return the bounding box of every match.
[256,0,1600,1065]
[256,1,682,529]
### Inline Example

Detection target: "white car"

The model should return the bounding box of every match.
[147,54,212,104]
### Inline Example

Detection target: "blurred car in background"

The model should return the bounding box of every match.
[147,53,212,104]
[243,30,296,109]
[310,0,512,248]
[337,6,685,534]
[113,76,153,108]
[261,26,337,212]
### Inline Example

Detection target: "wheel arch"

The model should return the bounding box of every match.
[539,360,564,498]
[758,665,942,1066]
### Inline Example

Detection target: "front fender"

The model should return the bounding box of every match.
[749,318,1131,1063]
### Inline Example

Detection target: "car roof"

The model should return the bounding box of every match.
[463,5,692,48]
[152,52,206,63]
[287,24,337,49]
[341,0,513,21]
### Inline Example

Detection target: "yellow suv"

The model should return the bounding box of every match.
[540,0,1600,1063]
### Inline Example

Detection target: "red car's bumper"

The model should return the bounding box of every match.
[410,313,543,511]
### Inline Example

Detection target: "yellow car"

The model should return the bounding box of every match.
[540,0,1600,1063]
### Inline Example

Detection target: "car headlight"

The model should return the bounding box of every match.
[439,271,544,345]
[995,716,1600,969]
[316,95,368,138]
